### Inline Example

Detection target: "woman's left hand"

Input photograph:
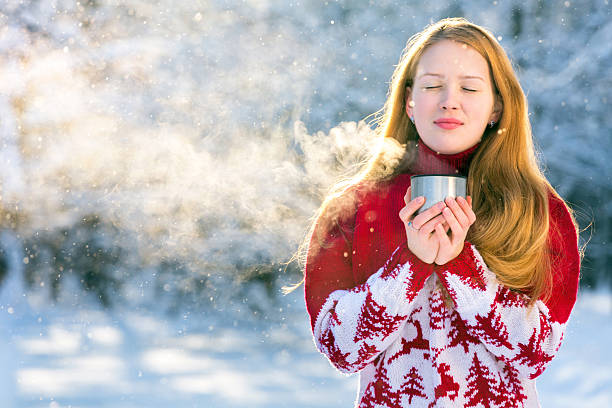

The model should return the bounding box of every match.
[434,196,476,265]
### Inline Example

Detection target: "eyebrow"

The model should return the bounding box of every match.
[418,73,485,82]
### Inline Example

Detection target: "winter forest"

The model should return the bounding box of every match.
[0,0,610,407]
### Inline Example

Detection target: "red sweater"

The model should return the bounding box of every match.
[304,141,580,408]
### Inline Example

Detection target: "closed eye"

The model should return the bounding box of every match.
[462,87,478,92]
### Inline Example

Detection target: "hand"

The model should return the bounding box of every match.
[433,196,476,265]
[399,187,447,264]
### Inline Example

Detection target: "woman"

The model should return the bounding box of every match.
[303,18,581,407]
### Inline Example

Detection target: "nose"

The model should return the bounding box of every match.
[439,87,460,110]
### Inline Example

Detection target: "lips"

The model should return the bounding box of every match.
[434,118,463,130]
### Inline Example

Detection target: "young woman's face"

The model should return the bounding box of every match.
[406,39,502,154]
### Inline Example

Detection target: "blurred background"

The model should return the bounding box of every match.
[0,0,610,407]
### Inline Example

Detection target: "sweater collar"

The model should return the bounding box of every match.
[411,139,480,176]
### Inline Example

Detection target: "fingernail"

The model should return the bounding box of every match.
[437,202,445,209]
[417,196,424,203]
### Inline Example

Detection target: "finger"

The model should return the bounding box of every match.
[435,223,451,246]
[441,221,450,233]
[399,206,420,225]
[433,220,451,235]
[457,196,476,225]
[402,197,426,220]
[418,218,442,236]
[412,201,445,229]
[399,206,409,223]
[399,206,425,236]
[466,195,472,207]
[404,186,411,205]
[444,197,470,229]
[418,213,445,234]
[442,206,465,239]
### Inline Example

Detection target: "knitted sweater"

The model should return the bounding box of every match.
[304,141,580,408]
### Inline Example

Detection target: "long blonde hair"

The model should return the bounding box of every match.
[294,18,577,303]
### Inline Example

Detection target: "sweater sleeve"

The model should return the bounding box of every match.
[434,194,580,379]
[305,210,434,374]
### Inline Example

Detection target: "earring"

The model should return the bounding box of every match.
[410,115,415,124]
[489,120,496,128]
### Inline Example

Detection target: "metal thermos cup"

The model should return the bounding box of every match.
[410,175,467,214]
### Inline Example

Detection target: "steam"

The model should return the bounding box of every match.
[2,0,609,307]
[0,1,386,309]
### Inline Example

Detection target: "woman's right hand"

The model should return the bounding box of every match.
[398,186,447,264]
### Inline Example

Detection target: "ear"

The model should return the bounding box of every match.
[405,86,413,117]
[490,93,503,123]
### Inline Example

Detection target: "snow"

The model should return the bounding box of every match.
[0,0,609,297]
[1,286,610,407]
[0,0,611,406]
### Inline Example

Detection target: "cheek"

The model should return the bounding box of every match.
[412,93,436,115]
[467,98,493,121]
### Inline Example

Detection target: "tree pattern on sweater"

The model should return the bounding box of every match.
[511,316,556,379]
[401,367,427,404]
[310,242,577,407]
[447,310,481,354]
[469,307,513,350]
[428,289,448,330]
[318,325,351,372]
[495,284,529,308]
[465,354,499,407]
[354,291,407,342]
[306,187,580,407]
[495,365,528,407]
[361,365,403,408]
